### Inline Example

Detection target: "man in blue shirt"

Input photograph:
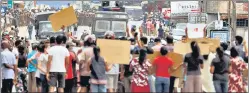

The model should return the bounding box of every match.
[27,44,38,92]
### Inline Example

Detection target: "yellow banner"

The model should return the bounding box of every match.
[97,39,130,64]
[49,6,78,32]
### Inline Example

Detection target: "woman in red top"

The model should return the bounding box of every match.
[64,42,77,92]
[153,46,183,92]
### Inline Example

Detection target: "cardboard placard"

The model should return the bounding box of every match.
[147,51,161,63]
[186,38,220,53]
[167,52,184,78]
[198,43,210,55]
[49,6,78,32]
[97,39,130,64]
[174,41,210,55]
[174,42,191,55]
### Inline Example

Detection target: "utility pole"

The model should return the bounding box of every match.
[228,0,231,41]
[0,0,2,92]
[231,0,237,42]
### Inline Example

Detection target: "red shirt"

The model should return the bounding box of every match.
[153,56,173,78]
[65,51,75,79]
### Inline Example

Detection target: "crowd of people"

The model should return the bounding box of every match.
[0,24,248,93]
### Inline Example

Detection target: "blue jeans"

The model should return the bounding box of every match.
[213,80,228,93]
[90,84,106,92]
[40,74,48,93]
[155,77,170,92]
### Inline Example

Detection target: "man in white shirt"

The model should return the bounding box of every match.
[1,40,18,93]
[46,35,70,92]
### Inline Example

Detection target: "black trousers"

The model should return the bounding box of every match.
[64,79,74,93]
[1,79,13,93]
[169,76,176,93]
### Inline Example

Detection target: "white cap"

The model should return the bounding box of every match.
[104,31,114,37]
[84,34,96,42]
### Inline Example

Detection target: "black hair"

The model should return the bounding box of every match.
[56,35,64,44]
[230,47,239,58]
[139,48,147,67]
[235,36,243,45]
[160,46,168,56]
[140,37,148,44]
[191,41,200,58]
[37,44,45,53]
[154,37,161,43]
[93,46,100,61]
[75,42,80,47]
[84,37,95,47]
[129,38,135,43]
[40,41,45,45]
[50,36,56,44]
[182,35,186,38]
[216,47,224,62]
[166,35,174,44]
[220,42,228,51]
[62,35,67,44]
[119,37,127,40]
[15,40,22,47]
[32,44,38,50]
[17,45,25,55]
[66,44,70,49]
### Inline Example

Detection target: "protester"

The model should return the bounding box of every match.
[49,37,56,47]
[13,40,22,58]
[182,36,187,43]
[152,37,163,51]
[158,25,164,38]
[78,35,96,92]
[9,27,16,37]
[233,36,248,62]
[37,44,49,93]
[183,41,204,92]
[46,35,70,92]
[28,43,43,92]
[104,31,119,92]
[146,19,152,36]
[120,38,135,92]
[27,22,33,40]
[165,35,178,93]
[87,46,111,92]
[228,47,248,92]
[210,47,230,93]
[16,45,28,92]
[65,42,77,93]
[130,49,152,92]
[134,36,154,54]
[26,44,38,92]
[14,25,19,37]
[153,46,183,92]
[220,42,230,55]
[1,40,18,93]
